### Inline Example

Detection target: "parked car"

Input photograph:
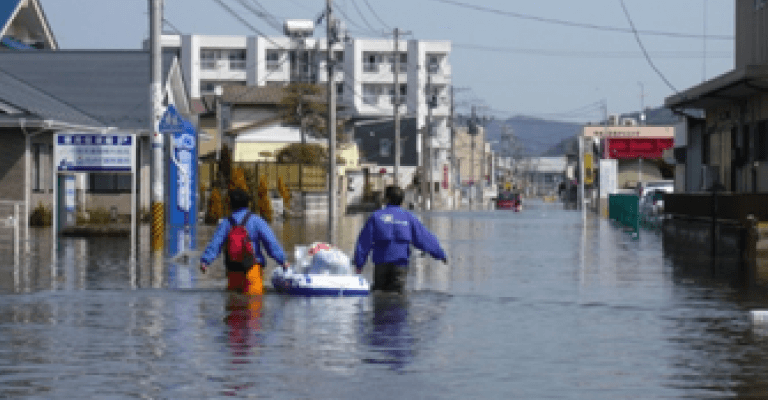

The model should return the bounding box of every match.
[639,189,666,215]
[639,186,672,227]
[637,180,673,198]
[496,191,522,212]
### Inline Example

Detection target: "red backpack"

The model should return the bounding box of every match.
[226,213,256,268]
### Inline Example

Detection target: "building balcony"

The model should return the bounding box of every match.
[229,60,247,70]
[363,63,379,73]
[266,61,282,71]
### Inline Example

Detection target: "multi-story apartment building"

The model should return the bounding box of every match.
[159,28,453,184]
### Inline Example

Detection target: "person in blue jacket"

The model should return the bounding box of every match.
[354,185,447,293]
[200,189,288,291]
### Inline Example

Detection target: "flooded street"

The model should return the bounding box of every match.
[3,202,768,398]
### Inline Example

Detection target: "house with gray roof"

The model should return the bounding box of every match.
[0,50,192,231]
[0,0,57,50]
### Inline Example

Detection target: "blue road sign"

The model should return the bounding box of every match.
[159,105,184,134]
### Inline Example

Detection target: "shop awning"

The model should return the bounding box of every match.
[665,65,768,110]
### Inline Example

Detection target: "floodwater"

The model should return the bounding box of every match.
[3,201,768,398]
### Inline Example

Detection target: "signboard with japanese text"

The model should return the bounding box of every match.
[161,105,197,228]
[54,132,135,172]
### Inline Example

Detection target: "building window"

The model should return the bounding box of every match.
[398,53,407,72]
[363,85,378,105]
[427,54,441,73]
[363,53,378,73]
[380,138,391,157]
[334,51,344,63]
[200,49,220,70]
[32,143,43,191]
[200,81,218,95]
[89,174,131,194]
[229,49,246,70]
[266,51,281,71]
[400,84,407,97]
[337,82,344,97]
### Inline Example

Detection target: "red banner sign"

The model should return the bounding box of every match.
[606,138,673,159]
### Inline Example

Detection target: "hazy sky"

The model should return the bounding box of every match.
[42,0,734,122]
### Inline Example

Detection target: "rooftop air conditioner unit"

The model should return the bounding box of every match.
[283,20,315,38]
[608,114,620,126]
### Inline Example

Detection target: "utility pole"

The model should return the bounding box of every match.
[469,105,477,210]
[326,0,337,244]
[388,27,411,188]
[393,28,401,188]
[426,73,434,210]
[149,0,164,252]
[450,86,456,208]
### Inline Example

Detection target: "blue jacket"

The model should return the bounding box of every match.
[200,208,286,266]
[354,205,446,269]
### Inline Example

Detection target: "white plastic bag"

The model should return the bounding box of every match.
[308,248,352,275]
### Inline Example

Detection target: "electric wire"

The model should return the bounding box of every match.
[425,0,733,40]
[362,0,391,30]
[212,0,286,49]
[237,0,283,33]
[452,42,730,59]
[620,0,677,93]
[333,3,384,36]
[349,0,378,33]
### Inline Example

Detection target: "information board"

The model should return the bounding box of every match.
[54,132,135,172]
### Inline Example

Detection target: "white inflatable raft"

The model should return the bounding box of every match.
[271,242,370,296]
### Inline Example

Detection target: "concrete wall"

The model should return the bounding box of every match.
[0,130,27,202]
[736,0,768,68]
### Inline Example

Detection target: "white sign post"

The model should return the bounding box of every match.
[52,132,137,257]
[599,159,618,197]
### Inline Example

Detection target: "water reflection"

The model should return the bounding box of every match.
[361,294,412,370]
[222,293,263,396]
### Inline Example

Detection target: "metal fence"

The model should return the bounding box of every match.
[232,162,327,193]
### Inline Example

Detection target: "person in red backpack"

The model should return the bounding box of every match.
[200,189,288,293]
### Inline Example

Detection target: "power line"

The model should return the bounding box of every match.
[362,0,391,30]
[349,0,378,33]
[333,2,383,36]
[620,0,677,93]
[211,0,286,49]
[425,0,733,40]
[452,42,731,59]
[237,0,283,33]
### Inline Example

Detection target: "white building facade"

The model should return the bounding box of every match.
[160,33,453,195]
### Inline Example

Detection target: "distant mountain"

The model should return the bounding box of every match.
[536,107,684,156]
[618,107,682,126]
[485,116,582,157]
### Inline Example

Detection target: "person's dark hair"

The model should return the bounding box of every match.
[385,185,404,206]
[229,188,250,210]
